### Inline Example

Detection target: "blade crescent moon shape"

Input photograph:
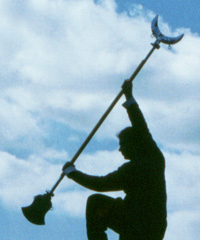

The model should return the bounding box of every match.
[151,15,184,45]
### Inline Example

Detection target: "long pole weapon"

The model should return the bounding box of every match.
[21,15,184,225]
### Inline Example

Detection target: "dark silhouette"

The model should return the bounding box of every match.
[63,80,167,240]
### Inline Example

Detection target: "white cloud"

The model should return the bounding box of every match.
[0,1,199,239]
[1,0,199,154]
[165,210,200,240]
[164,151,200,239]
[0,150,62,209]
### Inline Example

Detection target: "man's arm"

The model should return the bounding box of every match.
[122,80,149,134]
[122,80,165,168]
[68,170,123,192]
[63,163,123,192]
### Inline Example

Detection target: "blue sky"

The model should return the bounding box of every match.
[0,0,200,239]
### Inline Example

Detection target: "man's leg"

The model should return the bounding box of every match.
[86,194,124,240]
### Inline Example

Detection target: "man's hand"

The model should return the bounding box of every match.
[121,80,133,100]
[62,161,77,176]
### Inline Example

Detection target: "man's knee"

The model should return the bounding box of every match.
[87,194,106,215]
[86,194,111,218]
[87,193,105,205]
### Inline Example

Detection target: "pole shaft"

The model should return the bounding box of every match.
[49,41,159,195]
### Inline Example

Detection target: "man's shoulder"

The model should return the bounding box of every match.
[118,161,135,172]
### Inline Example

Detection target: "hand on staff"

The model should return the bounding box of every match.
[121,80,133,100]
[62,161,77,176]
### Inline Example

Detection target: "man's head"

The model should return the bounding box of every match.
[118,127,140,160]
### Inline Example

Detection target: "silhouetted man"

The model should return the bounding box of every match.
[63,80,167,240]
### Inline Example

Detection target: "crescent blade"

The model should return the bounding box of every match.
[151,15,184,45]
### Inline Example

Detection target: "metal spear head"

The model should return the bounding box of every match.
[22,192,52,225]
[151,15,184,45]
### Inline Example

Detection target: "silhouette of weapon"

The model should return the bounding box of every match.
[21,15,184,225]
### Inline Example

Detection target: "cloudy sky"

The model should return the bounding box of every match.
[0,0,199,239]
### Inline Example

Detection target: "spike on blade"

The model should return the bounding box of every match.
[22,193,52,225]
